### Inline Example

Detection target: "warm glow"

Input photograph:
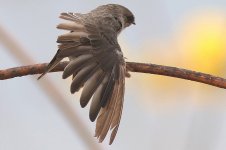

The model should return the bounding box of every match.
[179,10,226,75]
[129,9,226,107]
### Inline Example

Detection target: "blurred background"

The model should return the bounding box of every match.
[1,0,226,150]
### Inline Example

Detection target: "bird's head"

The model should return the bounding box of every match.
[108,4,135,28]
[94,4,135,32]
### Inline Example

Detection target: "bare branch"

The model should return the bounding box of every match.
[0,61,226,89]
[0,62,68,79]
[126,62,226,89]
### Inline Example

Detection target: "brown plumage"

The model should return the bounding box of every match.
[38,4,135,144]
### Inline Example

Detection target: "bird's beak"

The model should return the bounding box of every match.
[132,22,136,25]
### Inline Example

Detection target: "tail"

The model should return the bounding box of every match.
[37,50,62,80]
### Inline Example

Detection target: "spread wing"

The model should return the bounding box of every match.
[38,12,126,144]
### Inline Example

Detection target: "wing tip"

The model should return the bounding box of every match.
[89,113,96,122]
[62,72,69,79]
[37,73,45,80]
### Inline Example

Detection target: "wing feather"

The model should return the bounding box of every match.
[80,69,106,108]
[62,54,93,79]
[38,12,126,144]
[89,75,109,122]
[94,65,125,144]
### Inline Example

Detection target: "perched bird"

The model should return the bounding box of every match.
[38,4,135,144]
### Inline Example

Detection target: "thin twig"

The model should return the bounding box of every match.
[0,61,226,89]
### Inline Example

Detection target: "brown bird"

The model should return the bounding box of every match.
[38,4,135,144]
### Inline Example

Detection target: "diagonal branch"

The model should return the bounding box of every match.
[0,61,226,89]
[0,24,103,150]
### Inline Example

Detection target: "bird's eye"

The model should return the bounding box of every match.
[126,15,135,24]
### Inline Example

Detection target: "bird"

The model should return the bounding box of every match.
[38,4,135,144]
